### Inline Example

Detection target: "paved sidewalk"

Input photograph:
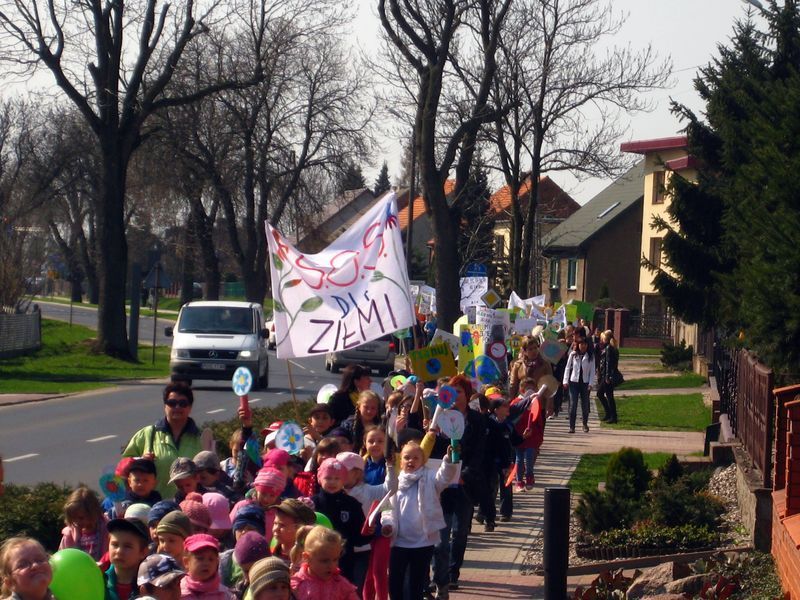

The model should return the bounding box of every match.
[450,394,706,599]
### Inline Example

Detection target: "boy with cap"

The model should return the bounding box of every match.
[137,553,186,600]
[180,533,231,599]
[193,451,238,503]
[148,501,181,547]
[310,458,369,584]
[303,404,335,447]
[271,499,316,562]
[247,556,292,600]
[156,510,193,566]
[169,458,206,502]
[106,458,163,519]
[105,517,151,600]
[232,504,266,539]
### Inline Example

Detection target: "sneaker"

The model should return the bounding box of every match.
[569,428,575,434]
[499,515,511,522]
[583,424,589,433]
[484,522,495,532]
[525,475,535,490]
[514,481,525,492]
[475,514,485,525]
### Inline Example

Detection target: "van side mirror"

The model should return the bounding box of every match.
[165,326,173,337]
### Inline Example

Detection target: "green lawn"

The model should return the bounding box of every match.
[0,319,170,393]
[619,347,661,356]
[616,372,706,390]
[569,452,672,495]
[597,393,710,432]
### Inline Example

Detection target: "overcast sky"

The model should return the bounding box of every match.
[353,0,760,204]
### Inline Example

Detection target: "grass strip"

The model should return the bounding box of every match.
[568,452,672,495]
[616,372,706,390]
[597,393,709,432]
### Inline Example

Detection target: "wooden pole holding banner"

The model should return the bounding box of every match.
[285,360,303,424]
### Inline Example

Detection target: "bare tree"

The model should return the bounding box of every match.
[378,0,512,331]
[0,1,263,357]
[486,0,670,295]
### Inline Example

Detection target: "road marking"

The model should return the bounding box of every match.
[310,370,317,374]
[4,453,39,462]
[86,435,117,443]
[276,391,285,395]
[207,408,226,414]
[289,360,307,371]
[250,398,261,403]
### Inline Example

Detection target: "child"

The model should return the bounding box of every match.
[229,468,287,538]
[262,449,300,499]
[325,429,354,454]
[341,391,381,454]
[510,378,546,492]
[302,404,336,447]
[219,531,270,596]
[338,451,394,599]
[271,499,317,563]
[148,500,181,547]
[294,439,340,497]
[106,517,151,600]
[480,396,515,528]
[310,458,368,584]
[180,494,213,534]
[157,510,192,566]
[247,556,292,600]
[136,553,186,600]
[170,458,204,502]
[361,427,387,486]
[290,526,358,600]
[383,441,458,600]
[0,537,54,600]
[59,486,109,560]
[194,452,238,503]
[180,534,231,599]
[107,458,162,519]
[232,504,266,538]
[202,493,233,547]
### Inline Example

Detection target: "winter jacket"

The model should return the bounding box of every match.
[509,356,553,398]
[510,394,546,450]
[291,563,358,600]
[122,418,204,498]
[310,489,370,579]
[483,415,513,472]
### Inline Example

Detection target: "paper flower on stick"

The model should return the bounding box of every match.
[390,375,408,390]
[317,384,337,404]
[437,385,457,409]
[438,409,466,441]
[275,421,305,455]
[99,471,126,503]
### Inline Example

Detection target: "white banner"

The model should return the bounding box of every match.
[460,276,488,312]
[265,193,416,358]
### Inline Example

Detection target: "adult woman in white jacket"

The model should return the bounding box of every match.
[562,335,595,433]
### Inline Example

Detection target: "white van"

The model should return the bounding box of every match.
[165,301,270,389]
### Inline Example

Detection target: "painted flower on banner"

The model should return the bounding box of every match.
[99,472,126,502]
[275,422,305,455]
[438,409,465,440]
[437,385,457,409]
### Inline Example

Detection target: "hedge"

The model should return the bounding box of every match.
[0,483,73,551]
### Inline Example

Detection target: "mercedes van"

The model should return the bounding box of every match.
[165,301,270,389]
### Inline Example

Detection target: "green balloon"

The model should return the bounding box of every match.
[315,511,333,529]
[49,548,104,600]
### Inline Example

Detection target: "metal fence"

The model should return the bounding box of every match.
[627,313,673,339]
[0,312,41,358]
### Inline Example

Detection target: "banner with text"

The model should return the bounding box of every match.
[266,193,415,358]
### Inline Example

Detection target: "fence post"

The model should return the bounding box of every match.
[543,486,570,599]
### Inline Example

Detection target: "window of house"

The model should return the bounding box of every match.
[549,258,560,289]
[494,235,505,259]
[567,258,578,290]
[649,237,663,268]
[652,170,666,204]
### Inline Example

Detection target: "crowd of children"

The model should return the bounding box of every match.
[0,330,600,600]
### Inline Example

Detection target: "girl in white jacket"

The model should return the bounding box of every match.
[382,442,457,600]
[562,336,595,433]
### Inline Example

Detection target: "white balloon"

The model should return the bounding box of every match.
[317,384,338,404]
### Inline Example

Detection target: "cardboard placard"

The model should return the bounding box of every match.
[458,324,474,368]
[432,329,459,358]
[409,343,457,381]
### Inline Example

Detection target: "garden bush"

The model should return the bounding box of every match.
[574,489,643,535]
[661,339,694,370]
[593,521,719,551]
[650,478,726,529]
[658,453,684,484]
[606,447,651,498]
[0,483,72,551]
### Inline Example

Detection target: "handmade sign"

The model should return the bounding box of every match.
[418,285,436,315]
[266,193,415,358]
[317,384,337,404]
[511,317,538,335]
[459,276,488,312]
[390,374,408,389]
[567,299,595,322]
[508,292,546,314]
[458,324,474,368]
[99,469,126,503]
[487,340,507,362]
[432,329,459,358]
[437,385,457,409]
[232,366,253,421]
[464,354,502,386]
[409,343,457,381]
[275,421,305,455]
[540,339,568,364]
[437,409,465,439]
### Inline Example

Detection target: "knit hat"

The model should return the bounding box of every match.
[168,457,197,484]
[232,504,265,535]
[253,467,287,496]
[179,498,212,531]
[202,493,232,530]
[124,503,152,526]
[233,531,270,567]
[336,452,365,472]
[184,533,219,554]
[263,448,290,469]
[317,458,348,481]
[326,428,353,444]
[148,500,180,526]
[137,553,185,587]
[248,557,291,596]
[272,498,316,526]
[156,510,192,540]
[193,451,221,472]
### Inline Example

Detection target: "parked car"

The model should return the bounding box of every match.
[165,301,270,389]
[265,318,276,350]
[325,334,397,376]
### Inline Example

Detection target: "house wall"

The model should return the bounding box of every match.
[638,150,697,295]
[542,256,586,306]
[583,200,643,309]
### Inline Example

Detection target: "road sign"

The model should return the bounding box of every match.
[465,262,487,277]
[232,367,253,396]
[481,288,502,309]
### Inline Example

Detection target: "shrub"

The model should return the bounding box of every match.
[650,478,726,529]
[574,490,643,535]
[661,339,693,370]
[606,447,651,499]
[593,522,719,550]
[658,453,684,484]
[0,483,73,551]
[203,399,316,458]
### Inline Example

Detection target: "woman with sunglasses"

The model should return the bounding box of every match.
[121,381,204,497]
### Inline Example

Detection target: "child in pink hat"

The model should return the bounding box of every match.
[202,492,233,546]
[229,467,287,542]
[180,533,232,599]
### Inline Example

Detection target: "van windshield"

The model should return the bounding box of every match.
[178,306,254,334]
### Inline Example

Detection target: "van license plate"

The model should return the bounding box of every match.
[201,363,226,370]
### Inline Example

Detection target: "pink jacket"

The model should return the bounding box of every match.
[58,518,109,561]
[291,563,358,600]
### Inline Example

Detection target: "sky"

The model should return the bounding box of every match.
[351,0,761,204]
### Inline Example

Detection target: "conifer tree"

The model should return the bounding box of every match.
[373,161,392,197]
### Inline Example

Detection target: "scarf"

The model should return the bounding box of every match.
[397,470,423,492]
[183,572,222,594]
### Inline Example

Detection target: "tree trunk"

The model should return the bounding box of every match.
[95,146,131,358]
[180,211,195,306]
[508,181,523,292]
[190,199,221,301]
[518,174,540,297]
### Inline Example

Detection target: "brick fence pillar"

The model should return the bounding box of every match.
[784,399,800,517]
[614,308,629,348]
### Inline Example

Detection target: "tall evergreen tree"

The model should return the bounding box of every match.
[373,161,392,197]
[457,156,494,275]
[337,161,366,194]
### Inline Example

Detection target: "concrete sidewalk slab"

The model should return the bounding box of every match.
[0,393,67,407]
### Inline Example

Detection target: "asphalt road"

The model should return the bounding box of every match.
[37,300,176,347]
[0,353,343,487]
